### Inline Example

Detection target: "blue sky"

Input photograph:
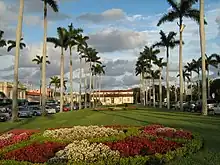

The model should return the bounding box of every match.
[0,0,220,90]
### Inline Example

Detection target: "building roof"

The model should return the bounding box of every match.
[94,89,133,93]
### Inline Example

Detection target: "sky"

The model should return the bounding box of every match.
[0,0,220,92]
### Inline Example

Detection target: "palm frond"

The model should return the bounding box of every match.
[47,37,60,48]
[185,9,207,25]
[157,11,179,26]
[7,45,14,52]
[44,0,58,12]
[167,0,179,11]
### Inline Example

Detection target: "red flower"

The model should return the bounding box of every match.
[105,136,181,157]
[4,142,66,163]
[0,129,39,149]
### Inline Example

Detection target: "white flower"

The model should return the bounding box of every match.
[0,133,13,140]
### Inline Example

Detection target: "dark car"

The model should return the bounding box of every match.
[18,107,32,118]
[28,106,42,116]
[194,99,217,112]
[0,113,8,122]
[0,107,11,121]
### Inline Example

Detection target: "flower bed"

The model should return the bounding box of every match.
[0,129,39,149]
[3,142,66,163]
[43,125,123,141]
[0,125,203,165]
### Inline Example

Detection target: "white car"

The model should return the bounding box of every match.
[210,103,220,115]
[45,106,56,114]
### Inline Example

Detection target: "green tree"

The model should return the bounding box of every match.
[184,61,194,101]
[210,53,220,76]
[9,0,25,121]
[76,34,89,109]
[153,30,180,109]
[67,23,83,111]
[49,76,60,99]
[157,0,206,111]
[7,38,26,52]
[41,0,58,116]
[47,27,69,112]
[0,30,6,49]
[32,55,50,106]
[153,57,166,108]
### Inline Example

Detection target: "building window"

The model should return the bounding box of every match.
[111,98,114,104]
[127,98,130,102]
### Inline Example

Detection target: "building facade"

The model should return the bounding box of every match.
[26,89,53,102]
[0,82,26,99]
[92,89,134,105]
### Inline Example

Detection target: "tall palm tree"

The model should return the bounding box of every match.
[11,0,24,121]
[0,30,7,48]
[157,0,206,111]
[184,61,194,101]
[91,64,105,106]
[67,23,83,111]
[153,57,167,108]
[153,30,180,109]
[83,47,101,108]
[47,27,69,112]
[210,53,220,76]
[7,38,26,52]
[199,0,207,115]
[41,0,58,116]
[76,34,89,109]
[192,58,201,100]
[147,69,160,107]
[49,76,60,99]
[32,55,50,106]
[177,70,190,101]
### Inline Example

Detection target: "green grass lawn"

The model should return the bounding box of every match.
[1,108,220,165]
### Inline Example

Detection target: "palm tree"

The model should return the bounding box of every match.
[147,69,161,107]
[157,0,206,111]
[91,64,105,106]
[184,61,194,101]
[177,70,190,101]
[67,23,83,111]
[192,58,201,100]
[153,30,180,109]
[47,27,69,112]
[83,47,101,108]
[49,76,60,99]
[0,30,6,48]
[153,57,167,108]
[210,53,220,76]
[10,0,24,121]
[7,38,26,52]
[41,0,58,116]
[199,0,207,115]
[32,55,50,107]
[198,55,217,98]
[76,34,89,109]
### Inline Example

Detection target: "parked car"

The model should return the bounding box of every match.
[45,106,56,114]
[63,105,71,112]
[0,107,11,121]
[209,103,220,115]
[183,101,196,112]
[194,99,217,112]
[28,106,42,116]
[48,104,60,113]
[18,107,32,118]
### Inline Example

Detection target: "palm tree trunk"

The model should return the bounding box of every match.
[153,78,155,107]
[89,61,92,108]
[198,72,200,100]
[79,56,82,110]
[166,47,170,109]
[179,18,184,111]
[69,47,73,111]
[54,86,56,100]
[200,0,207,115]
[145,79,148,106]
[84,69,87,108]
[159,67,162,108]
[60,47,64,112]
[149,79,152,106]
[190,71,193,102]
[93,74,96,108]
[99,75,101,103]
[207,69,210,99]
[41,0,47,116]
[12,0,24,122]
